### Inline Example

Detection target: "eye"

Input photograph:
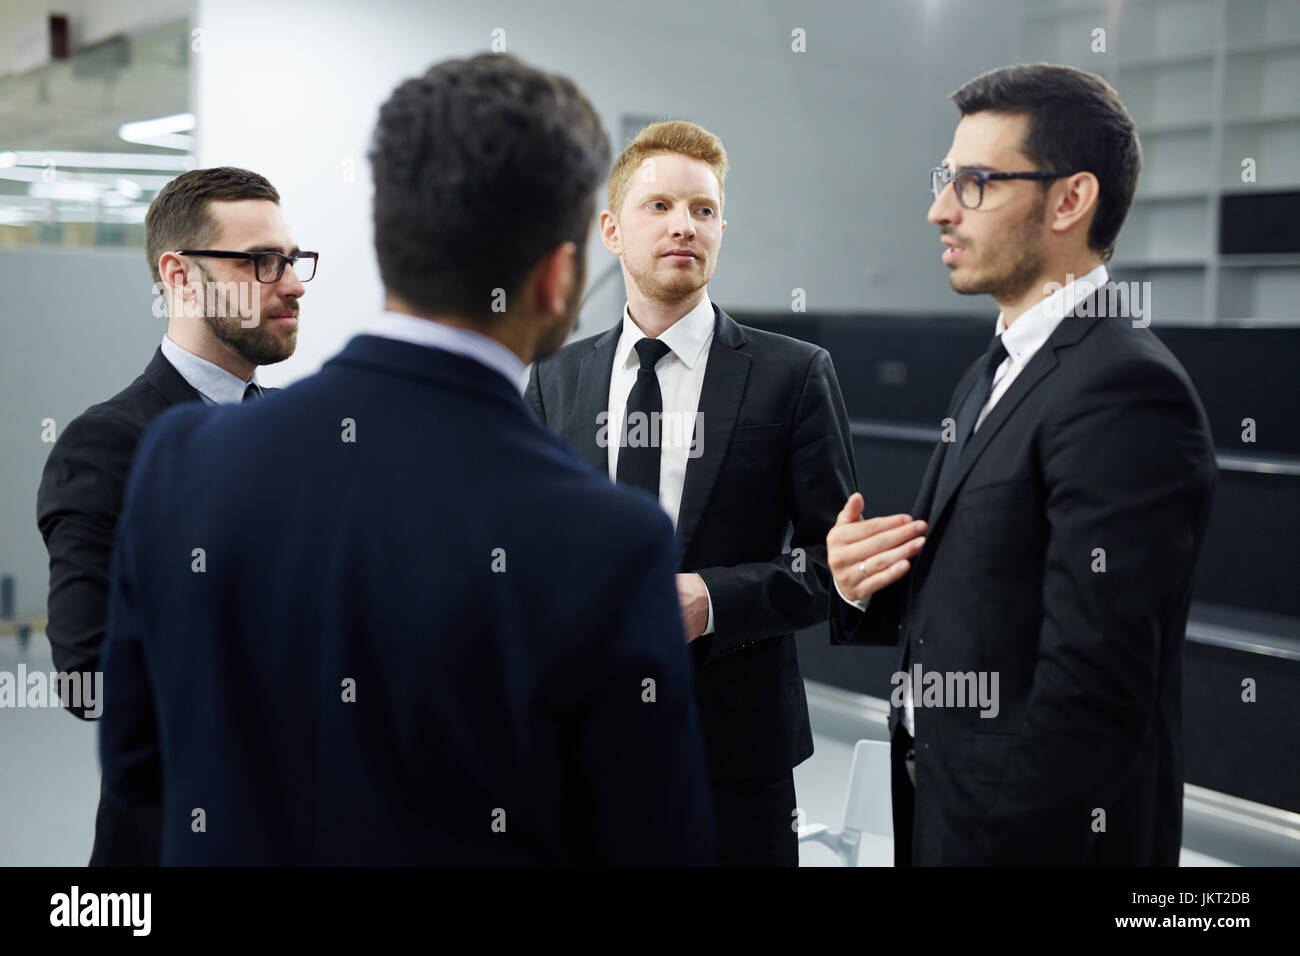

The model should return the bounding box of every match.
[697,207,714,217]
[649,200,668,211]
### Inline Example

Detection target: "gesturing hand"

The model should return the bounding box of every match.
[826,493,927,603]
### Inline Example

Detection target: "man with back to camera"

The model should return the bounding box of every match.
[826,64,1216,865]
[97,53,716,865]
[36,165,306,865]
[527,120,857,866]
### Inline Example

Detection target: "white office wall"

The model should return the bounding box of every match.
[192,0,1021,385]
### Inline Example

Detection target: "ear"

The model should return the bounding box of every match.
[158,252,199,314]
[535,241,577,316]
[1049,171,1100,239]
[599,209,622,256]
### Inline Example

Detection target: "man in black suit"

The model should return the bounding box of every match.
[827,64,1216,865]
[36,165,306,865]
[527,121,857,865]
[98,54,715,865]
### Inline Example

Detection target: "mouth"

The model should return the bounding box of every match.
[940,237,965,266]
[662,249,699,263]
[269,311,299,326]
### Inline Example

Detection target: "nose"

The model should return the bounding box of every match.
[277,264,306,299]
[927,183,960,227]
[671,207,695,240]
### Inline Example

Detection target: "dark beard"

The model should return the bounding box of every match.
[194,263,294,367]
[201,310,295,367]
[952,194,1047,302]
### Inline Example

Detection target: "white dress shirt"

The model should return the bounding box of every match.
[837,265,1109,735]
[368,310,528,394]
[160,334,261,405]
[606,291,717,634]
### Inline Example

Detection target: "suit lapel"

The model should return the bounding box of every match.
[924,292,1108,527]
[144,346,203,406]
[573,325,622,473]
[926,349,1059,524]
[676,307,749,559]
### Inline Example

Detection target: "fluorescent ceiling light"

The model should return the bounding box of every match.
[0,167,174,190]
[119,113,196,139]
[29,181,102,201]
[119,112,196,150]
[5,150,193,171]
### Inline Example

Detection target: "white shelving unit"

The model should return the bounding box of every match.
[1020,0,1300,324]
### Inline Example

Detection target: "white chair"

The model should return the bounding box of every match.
[797,739,893,866]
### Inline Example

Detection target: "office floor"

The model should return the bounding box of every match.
[0,634,1231,867]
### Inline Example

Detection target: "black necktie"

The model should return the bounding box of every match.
[931,333,1008,514]
[243,382,263,402]
[615,338,673,499]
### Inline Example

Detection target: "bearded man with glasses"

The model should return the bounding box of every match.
[36,165,307,865]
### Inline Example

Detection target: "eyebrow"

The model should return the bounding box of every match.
[241,244,300,255]
[642,192,718,206]
[946,162,994,172]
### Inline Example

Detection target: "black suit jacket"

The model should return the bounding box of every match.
[99,335,715,864]
[528,304,858,781]
[36,346,203,866]
[832,287,1217,865]
[38,347,203,688]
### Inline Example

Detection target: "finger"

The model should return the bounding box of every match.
[828,510,912,550]
[835,492,865,526]
[855,536,925,581]
[831,520,926,568]
[858,513,916,537]
[866,519,928,556]
[851,558,914,600]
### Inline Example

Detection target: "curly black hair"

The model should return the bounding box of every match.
[369,53,610,322]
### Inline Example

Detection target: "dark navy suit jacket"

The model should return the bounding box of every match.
[99,333,715,865]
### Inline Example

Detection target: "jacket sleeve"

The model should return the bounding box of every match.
[828,575,907,647]
[695,348,858,665]
[967,357,1215,864]
[566,509,716,865]
[36,408,140,718]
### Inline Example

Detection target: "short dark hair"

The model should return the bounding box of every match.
[369,53,610,322]
[144,166,280,284]
[951,63,1141,262]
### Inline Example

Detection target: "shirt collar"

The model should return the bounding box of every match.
[369,310,528,394]
[615,290,715,371]
[997,264,1109,363]
[160,334,259,405]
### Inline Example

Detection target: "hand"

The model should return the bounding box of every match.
[675,573,709,643]
[826,493,926,603]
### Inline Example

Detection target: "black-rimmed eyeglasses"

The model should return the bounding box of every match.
[929,166,1073,210]
[176,249,318,283]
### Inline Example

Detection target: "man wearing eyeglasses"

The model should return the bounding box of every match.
[826,64,1216,865]
[36,165,307,866]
